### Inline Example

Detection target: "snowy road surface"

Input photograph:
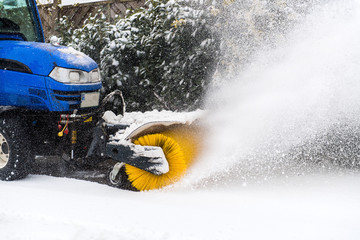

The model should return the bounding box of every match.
[1,110,359,240]
[1,171,360,240]
[4,0,360,238]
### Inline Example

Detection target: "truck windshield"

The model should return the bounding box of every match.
[0,0,43,42]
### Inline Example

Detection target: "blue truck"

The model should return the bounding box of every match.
[0,0,119,180]
[0,0,199,191]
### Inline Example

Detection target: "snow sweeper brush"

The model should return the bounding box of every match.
[106,121,203,191]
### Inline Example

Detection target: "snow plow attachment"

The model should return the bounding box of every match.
[106,121,203,191]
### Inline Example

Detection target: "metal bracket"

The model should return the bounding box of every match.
[109,162,125,185]
[106,142,169,175]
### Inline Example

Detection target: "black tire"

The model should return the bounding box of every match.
[107,165,137,191]
[0,117,31,181]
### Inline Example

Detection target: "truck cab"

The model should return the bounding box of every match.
[0,0,104,180]
[0,0,102,112]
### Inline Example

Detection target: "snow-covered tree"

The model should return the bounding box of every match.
[209,0,317,84]
[56,0,219,112]
[55,0,315,112]
[100,0,219,111]
[57,11,115,65]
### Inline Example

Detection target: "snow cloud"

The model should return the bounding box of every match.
[181,0,360,188]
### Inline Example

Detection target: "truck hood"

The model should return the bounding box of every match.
[0,41,98,75]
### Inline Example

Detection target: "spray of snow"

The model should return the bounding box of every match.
[179,0,360,189]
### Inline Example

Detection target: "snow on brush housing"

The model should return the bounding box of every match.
[104,109,205,142]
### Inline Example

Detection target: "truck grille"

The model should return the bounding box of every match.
[52,90,100,111]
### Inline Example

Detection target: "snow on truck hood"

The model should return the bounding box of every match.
[0,41,97,75]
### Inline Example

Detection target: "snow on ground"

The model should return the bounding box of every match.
[1,169,360,240]
[2,0,360,239]
[1,110,360,240]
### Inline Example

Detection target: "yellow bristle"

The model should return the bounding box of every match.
[161,125,203,166]
[126,124,204,191]
[125,133,187,191]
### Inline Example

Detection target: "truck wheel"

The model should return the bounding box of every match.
[107,163,138,191]
[0,118,30,181]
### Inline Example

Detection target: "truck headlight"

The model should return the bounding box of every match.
[49,67,101,84]
[90,69,100,83]
[69,71,80,82]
